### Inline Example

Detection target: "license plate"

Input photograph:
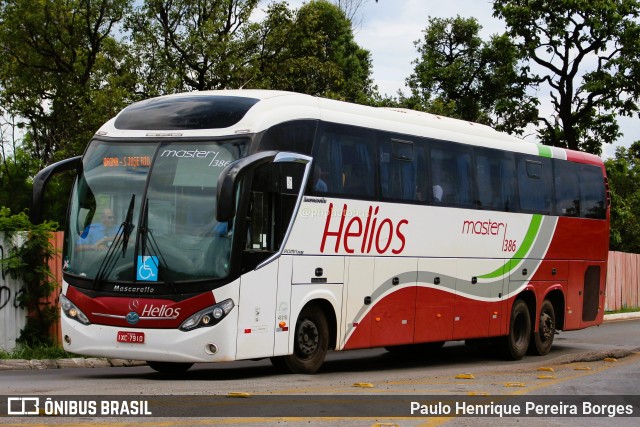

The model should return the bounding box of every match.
[117,331,145,344]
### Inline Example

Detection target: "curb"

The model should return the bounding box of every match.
[1,313,638,371]
[603,312,640,321]
[0,358,146,371]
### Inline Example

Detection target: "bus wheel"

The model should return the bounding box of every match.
[529,299,556,356]
[146,361,193,373]
[500,299,531,360]
[270,305,328,374]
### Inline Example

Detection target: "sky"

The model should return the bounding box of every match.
[258,0,638,159]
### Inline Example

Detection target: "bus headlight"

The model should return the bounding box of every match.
[180,299,234,331]
[60,294,91,325]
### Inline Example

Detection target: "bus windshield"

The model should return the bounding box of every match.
[64,138,248,286]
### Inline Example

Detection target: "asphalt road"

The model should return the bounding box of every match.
[1,318,639,426]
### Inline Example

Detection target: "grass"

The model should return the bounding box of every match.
[605,306,639,315]
[0,344,81,360]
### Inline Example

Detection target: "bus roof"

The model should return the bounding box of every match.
[96,90,600,165]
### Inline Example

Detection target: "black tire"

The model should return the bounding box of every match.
[146,361,193,373]
[529,299,556,356]
[499,299,531,360]
[270,305,329,374]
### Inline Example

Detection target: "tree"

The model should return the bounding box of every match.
[404,16,537,135]
[605,142,640,253]
[128,0,261,94]
[0,112,38,215]
[493,0,640,155]
[332,0,377,28]
[252,0,375,103]
[0,0,135,166]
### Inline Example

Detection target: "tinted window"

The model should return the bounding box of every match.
[258,120,317,154]
[475,148,517,211]
[517,156,553,213]
[580,165,606,219]
[379,137,417,201]
[114,96,259,130]
[311,124,376,198]
[554,160,580,217]
[431,144,473,206]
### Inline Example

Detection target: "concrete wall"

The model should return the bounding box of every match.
[0,232,27,352]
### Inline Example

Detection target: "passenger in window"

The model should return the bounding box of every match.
[76,208,118,251]
[313,165,328,192]
[344,167,367,195]
[416,183,428,201]
[432,185,443,202]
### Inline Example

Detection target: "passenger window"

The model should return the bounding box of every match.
[430,145,473,206]
[517,156,553,213]
[311,124,376,198]
[258,120,317,154]
[379,138,417,201]
[475,148,516,211]
[553,160,580,217]
[579,165,606,219]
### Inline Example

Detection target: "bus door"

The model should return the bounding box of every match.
[453,258,505,340]
[369,257,417,347]
[415,258,456,343]
[235,156,308,359]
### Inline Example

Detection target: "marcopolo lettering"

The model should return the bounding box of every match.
[160,149,231,168]
[461,219,507,236]
[161,149,217,159]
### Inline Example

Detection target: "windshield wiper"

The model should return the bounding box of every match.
[121,195,136,256]
[138,198,175,292]
[93,194,136,289]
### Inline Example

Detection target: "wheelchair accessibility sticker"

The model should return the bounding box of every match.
[137,256,158,281]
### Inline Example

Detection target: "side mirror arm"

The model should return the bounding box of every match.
[31,156,82,224]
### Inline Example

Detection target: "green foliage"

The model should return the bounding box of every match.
[127,0,260,94]
[0,344,78,360]
[0,0,136,166]
[128,0,375,103]
[493,0,640,154]
[0,146,39,217]
[0,208,59,346]
[251,0,375,103]
[404,15,538,135]
[605,142,640,252]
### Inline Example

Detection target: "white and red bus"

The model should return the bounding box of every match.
[32,90,609,373]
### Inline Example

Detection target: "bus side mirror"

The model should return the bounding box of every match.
[216,151,278,222]
[31,156,82,224]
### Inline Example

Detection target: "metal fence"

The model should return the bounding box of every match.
[606,251,640,311]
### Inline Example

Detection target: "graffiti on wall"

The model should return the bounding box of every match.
[0,242,25,312]
[1,236,29,351]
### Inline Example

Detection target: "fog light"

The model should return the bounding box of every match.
[64,335,71,344]
[207,343,218,354]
